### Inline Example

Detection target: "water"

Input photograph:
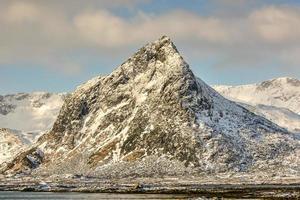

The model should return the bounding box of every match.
[0,191,199,199]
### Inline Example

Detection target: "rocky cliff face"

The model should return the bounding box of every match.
[2,36,299,177]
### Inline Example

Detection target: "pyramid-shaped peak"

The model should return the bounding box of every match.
[2,36,298,179]
[73,36,192,95]
[119,35,185,75]
[158,35,171,41]
[145,35,179,53]
[153,35,173,46]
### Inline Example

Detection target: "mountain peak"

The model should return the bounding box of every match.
[273,77,300,86]
[106,35,191,89]
[147,35,174,50]
[258,77,300,89]
[155,35,172,45]
[127,35,181,65]
[3,38,298,178]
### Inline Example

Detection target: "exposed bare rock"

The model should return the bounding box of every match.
[2,36,299,178]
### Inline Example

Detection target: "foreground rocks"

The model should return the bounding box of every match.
[0,175,299,199]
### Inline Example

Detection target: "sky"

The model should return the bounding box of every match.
[1,0,300,94]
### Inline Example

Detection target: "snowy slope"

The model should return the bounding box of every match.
[3,36,299,178]
[0,93,65,165]
[0,128,29,164]
[0,92,65,138]
[213,78,300,133]
[213,77,300,114]
[238,103,300,133]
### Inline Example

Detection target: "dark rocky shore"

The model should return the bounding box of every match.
[1,176,299,199]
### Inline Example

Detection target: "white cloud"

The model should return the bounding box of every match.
[250,6,300,43]
[74,10,131,47]
[0,1,299,76]
[4,1,40,23]
[74,10,230,47]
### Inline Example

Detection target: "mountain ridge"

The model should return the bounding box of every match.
[0,128,29,165]
[1,36,299,178]
[0,92,66,165]
[0,92,66,133]
[213,77,300,114]
[213,77,300,133]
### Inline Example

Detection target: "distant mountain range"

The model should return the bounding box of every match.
[0,92,65,133]
[0,78,299,166]
[0,128,29,164]
[1,36,298,178]
[213,77,300,133]
[0,92,65,164]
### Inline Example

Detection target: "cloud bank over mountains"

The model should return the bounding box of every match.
[0,0,299,77]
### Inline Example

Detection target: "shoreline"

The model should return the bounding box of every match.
[1,178,300,198]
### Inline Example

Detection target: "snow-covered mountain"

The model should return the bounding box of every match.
[214,78,300,133]
[3,36,299,178]
[0,92,65,165]
[214,77,300,114]
[238,103,300,133]
[0,92,65,134]
[0,128,30,164]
